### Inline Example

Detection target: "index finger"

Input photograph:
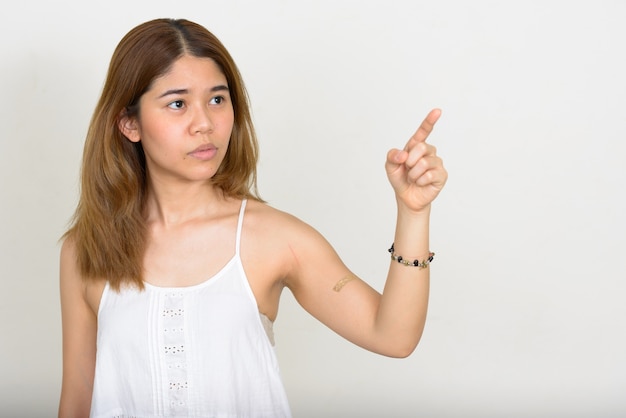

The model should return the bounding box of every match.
[404,108,442,151]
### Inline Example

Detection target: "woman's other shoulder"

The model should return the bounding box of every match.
[244,199,320,239]
[59,235,106,315]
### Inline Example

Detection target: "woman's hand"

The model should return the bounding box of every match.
[385,108,447,214]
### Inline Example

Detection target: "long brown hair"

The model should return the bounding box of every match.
[64,18,261,290]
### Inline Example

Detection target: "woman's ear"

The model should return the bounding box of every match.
[118,112,141,143]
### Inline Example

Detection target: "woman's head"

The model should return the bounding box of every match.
[85,18,259,206]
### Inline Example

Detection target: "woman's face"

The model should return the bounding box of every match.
[120,55,235,186]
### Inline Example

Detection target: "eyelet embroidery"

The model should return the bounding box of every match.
[162,292,189,413]
[169,381,189,390]
[164,345,185,354]
[162,308,185,317]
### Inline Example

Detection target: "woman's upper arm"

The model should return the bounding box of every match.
[58,238,97,418]
[281,217,386,354]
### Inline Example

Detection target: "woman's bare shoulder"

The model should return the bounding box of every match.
[241,199,340,290]
[60,235,80,283]
[59,235,106,315]
[244,199,318,238]
[243,199,338,269]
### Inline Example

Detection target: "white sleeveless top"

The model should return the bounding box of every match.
[90,200,292,417]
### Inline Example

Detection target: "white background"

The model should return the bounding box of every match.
[1,1,625,417]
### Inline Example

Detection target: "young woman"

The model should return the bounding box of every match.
[59,18,447,418]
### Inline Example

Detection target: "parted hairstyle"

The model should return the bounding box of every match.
[64,18,261,290]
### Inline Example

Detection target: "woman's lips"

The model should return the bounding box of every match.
[188,143,217,160]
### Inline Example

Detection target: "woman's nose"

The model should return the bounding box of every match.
[190,106,213,134]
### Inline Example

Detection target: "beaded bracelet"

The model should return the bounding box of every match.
[388,243,434,268]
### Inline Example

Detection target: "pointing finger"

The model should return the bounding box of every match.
[404,108,442,151]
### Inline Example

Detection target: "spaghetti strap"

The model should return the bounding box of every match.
[235,199,247,255]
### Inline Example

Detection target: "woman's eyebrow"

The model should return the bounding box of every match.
[211,85,229,92]
[158,85,229,99]
[158,88,188,99]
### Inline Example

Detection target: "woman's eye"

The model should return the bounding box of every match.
[168,100,185,109]
[210,96,224,105]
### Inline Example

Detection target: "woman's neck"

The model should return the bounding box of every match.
[144,179,226,227]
